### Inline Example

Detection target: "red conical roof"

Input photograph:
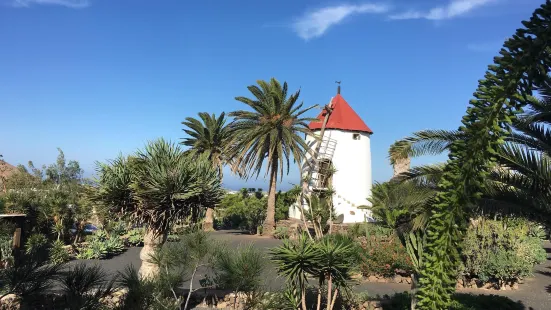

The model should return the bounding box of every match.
[308,94,373,134]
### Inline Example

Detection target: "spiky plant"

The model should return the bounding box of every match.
[410,3,551,308]
[95,139,224,278]
[229,78,316,235]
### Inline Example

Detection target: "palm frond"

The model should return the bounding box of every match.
[388,130,462,164]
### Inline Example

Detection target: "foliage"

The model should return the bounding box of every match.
[126,228,144,246]
[77,231,125,259]
[270,233,359,310]
[49,240,71,264]
[275,186,301,222]
[95,139,224,234]
[107,220,128,237]
[378,292,525,310]
[346,222,394,240]
[0,236,13,268]
[229,78,317,233]
[57,263,118,310]
[1,149,92,246]
[358,235,414,278]
[273,226,290,239]
[24,234,49,256]
[214,243,267,299]
[408,4,551,308]
[304,191,339,237]
[181,112,232,176]
[219,193,267,234]
[460,218,546,283]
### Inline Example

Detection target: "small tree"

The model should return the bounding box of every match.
[95,139,224,278]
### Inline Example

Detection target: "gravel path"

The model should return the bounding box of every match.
[79,231,551,310]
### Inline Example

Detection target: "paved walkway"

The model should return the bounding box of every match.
[80,230,551,310]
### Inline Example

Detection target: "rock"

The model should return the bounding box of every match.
[404,277,412,284]
[216,301,227,309]
[377,277,387,283]
[393,275,403,283]
[480,282,492,290]
[456,279,464,289]
[512,282,519,290]
[368,275,378,282]
[500,285,510,291]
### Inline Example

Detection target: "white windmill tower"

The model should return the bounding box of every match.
[289,83,374,223]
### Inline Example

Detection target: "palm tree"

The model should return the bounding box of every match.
[95,139,224,277]
[389,82,551,222]
[181,112,232,231]
[229,78,316,234]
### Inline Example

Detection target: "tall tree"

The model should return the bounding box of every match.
[411,3,551,308]
[181,112,232,231]
[229,78,316,234]
[95,139,224,277]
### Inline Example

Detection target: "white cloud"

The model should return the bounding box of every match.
[13,0,90,8]
[389,0,496,20]
[293,3,390,40]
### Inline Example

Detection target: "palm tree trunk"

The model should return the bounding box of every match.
[203,162,223,232]
[139,228,167,278]
[264,161,278,235]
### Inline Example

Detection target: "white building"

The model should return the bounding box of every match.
[289,87,373,223]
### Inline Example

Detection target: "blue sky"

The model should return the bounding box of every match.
[0,0,543,190]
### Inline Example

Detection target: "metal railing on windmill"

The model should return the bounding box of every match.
[296,81,344,239]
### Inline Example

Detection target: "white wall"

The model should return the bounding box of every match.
[290,129,373,223]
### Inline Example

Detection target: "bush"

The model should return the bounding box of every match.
[460,218,546,283]
[273,227,289,239]
[166,234,180,242]
[126,228,144,246]
[77,239,108,259]
[77,230,126,259]
[107,220,128,236]
[105,236,125,255]
[0,235,13,268]
[25,234,49,255]
[347,222,394,239]
[358,235,413,278]
[219,194,267,234]
[49,240,70,264]
[378,292,525,310]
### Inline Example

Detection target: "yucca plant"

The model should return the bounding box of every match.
[271,233,359,310]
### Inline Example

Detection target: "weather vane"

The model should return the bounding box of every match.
[335,81,341,94]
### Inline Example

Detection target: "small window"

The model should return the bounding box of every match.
[352,133,360,140]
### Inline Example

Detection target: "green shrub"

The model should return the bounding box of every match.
[77,239,108,259]
[358,235,413,278]
[0,235,13,267]
[49,240,70,264]
[77,232,126,259]
[220,195,267,234]
[273,227,289,239]
[347,222,393,239]
[166,234,180,242]
[378,292,524,310]
[108,221,128,236]
[25,234,49,255]
[126,228,144,246]
[105,236,125,255]
[460,218,546,283]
